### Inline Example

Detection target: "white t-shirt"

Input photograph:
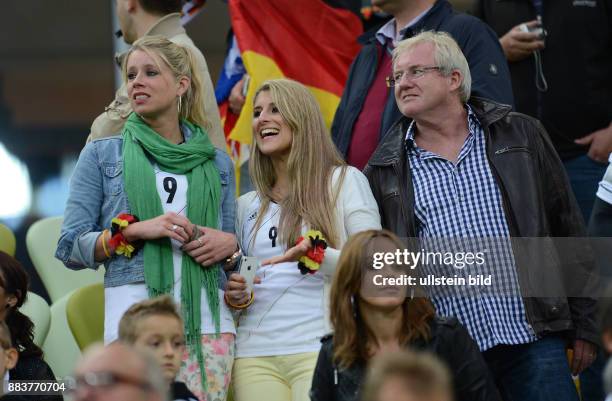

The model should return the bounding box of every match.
[104,165,235,344]
[235,201,325,358]
[596,153,612,205]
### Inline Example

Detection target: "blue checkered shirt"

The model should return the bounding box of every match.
[406,106,537,351]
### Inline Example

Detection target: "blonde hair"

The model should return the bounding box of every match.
[118,295,183,344]
[393,31,472,102]
[122,35,210,129]
[249,79,346,249]
[361,350,453,401]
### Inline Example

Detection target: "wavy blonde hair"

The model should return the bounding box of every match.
[330,230,435,369]
[122,35,210,129]
[249,79,346,248]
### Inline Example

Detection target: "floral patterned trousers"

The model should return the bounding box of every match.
[178,333,235,401]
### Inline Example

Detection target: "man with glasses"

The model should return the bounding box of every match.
[364,31,598,401]
[331,0,513,171]
[68,343,168,401]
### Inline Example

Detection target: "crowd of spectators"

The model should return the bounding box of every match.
[2,0,610,400]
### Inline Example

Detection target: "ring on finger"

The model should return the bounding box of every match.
[171,224,178,232]
[197,237,203,246]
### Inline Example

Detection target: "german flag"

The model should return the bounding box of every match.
[228,0,362,145]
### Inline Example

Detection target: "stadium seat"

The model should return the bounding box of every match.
[42,289,82,379]
[0,223,16,256]
[26,216,105,302]
[20,291,51,347]
[66,283,104,350]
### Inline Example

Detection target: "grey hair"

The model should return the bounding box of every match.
[392,31,472,102]
[77,343,169,401]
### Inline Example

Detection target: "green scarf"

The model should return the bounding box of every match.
[122,112,220,391]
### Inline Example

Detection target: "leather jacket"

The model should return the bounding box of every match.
[363,97,599,345]
[310,316,501,401]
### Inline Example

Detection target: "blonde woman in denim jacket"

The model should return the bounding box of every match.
[56,36,237,401]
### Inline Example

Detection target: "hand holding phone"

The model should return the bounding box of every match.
[238,256,259,292]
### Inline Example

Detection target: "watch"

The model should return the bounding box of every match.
[224,246,242,270]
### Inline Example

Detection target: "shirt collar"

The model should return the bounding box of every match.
[144,13,184,38]
[375,6,433,46]
[404,104,481,151]
[115,13,183,68]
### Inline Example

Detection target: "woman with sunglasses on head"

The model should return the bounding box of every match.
[310,229,501,401]
[56,36,237,401]
[225,79,381,401]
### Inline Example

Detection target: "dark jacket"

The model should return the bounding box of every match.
[171,381,198,401]
[310,317,501,401]
[331,0,514,159]
[363,97,599,345]
[4,355,62,401]
[472,0,612,159]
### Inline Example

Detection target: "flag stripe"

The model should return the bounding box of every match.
[228,52,341,144]
[229,0,361,96]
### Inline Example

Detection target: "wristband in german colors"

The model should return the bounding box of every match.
[297,230,327,275]
[109,213,142,258]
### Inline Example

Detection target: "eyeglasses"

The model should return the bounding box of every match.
[64,371,152,395]
[386,66,442,87]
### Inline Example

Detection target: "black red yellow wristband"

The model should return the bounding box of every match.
[109,213,142,258]
[297,230,327,275]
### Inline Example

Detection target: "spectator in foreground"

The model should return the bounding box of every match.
[118,295,198,401]
[69,342,168,401]
[310,230,499,401]
[361,350,453,401]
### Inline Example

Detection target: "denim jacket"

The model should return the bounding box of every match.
[56,127,236,288]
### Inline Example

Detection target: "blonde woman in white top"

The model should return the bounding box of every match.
[226,79,381,401]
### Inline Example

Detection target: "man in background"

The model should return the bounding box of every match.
[472,0,612,222]
[332,0,514,170]
[89,0,226,150]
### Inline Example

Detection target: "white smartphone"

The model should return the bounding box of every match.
[238,256,259,292]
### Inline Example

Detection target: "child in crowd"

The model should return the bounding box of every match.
[0,322,18,398]
[118,295,198,401]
